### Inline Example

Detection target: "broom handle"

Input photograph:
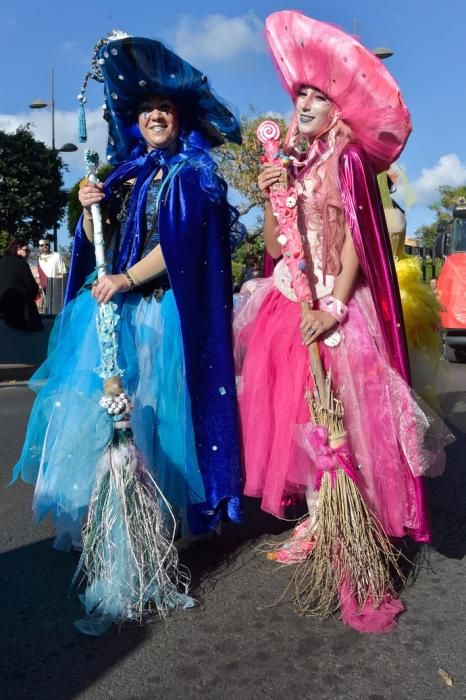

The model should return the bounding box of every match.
[300,301,326,401]
[84,150,124,387]
[257,132,323,394]
[83,150,106,280]
[90,195,105,280]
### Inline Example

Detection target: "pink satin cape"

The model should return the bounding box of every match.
[338,143,429,542]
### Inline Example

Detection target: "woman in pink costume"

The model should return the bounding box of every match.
[234,11,452,632]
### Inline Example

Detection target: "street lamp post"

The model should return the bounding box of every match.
[29,68,78,251]
[372,47,394,60]
[353,17,394,60]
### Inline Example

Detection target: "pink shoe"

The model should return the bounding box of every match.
[292,517,312,538]
[267,519,315,563]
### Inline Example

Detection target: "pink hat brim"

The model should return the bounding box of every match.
[265,11,411,172]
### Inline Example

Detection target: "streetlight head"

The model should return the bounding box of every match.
[58,142,78,153]
[372,47,394,60]
[29,99,49,109]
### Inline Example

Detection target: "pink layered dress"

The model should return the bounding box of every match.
[234,147,452,543]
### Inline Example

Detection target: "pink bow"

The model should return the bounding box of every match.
[304,425,358,490]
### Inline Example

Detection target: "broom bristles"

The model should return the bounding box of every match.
[287,315,404,620]
[74,437,192,630]
[291,470,404,617]
[305,368,346,443]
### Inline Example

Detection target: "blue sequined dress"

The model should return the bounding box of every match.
[12,175,206,547]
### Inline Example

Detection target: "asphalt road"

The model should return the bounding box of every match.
[1,366,465,700]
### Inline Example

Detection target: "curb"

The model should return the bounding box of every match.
[0,364,38,383]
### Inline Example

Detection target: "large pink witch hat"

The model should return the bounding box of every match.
[265,11,411,172]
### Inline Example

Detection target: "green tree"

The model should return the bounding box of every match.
[0,126,67,246]
[0,230,10,255]
[429,185,466,218]
[217,111,288,286]
[217,110,288,217]
[415,184,466,249]
[414,222,439,249]
[67,163,113,236]
[231,228,265,288]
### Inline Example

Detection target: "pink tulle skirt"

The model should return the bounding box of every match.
[234,279,452,540]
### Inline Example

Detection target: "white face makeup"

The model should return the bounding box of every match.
[137,95,180,152]
[295,86,334,139]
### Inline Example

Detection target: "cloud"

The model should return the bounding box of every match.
[171,12,264,64]
[263,109,293,122]
[412,154,466,206]
[62,40,79,54]
[59,39,90,68]
[0,109,108,186]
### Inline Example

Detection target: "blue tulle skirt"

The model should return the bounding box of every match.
[12,284,205,546]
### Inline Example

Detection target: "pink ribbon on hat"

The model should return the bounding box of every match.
[304,425,358,490]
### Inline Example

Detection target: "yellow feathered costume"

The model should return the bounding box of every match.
[396,256,442,356]
[377,172,444,408]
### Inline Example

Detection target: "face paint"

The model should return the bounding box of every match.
[295,86,334,139]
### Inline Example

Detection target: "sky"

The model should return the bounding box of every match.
[1,0,466,246]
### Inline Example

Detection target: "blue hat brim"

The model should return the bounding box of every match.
[97,37,242,162]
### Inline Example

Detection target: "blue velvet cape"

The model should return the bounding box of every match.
[66,150,243,534]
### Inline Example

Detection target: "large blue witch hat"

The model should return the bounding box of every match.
[78,32,242,163]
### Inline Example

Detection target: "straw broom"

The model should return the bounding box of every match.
[291,335,404,617]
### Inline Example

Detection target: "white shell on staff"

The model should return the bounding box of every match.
[324,330,341,347]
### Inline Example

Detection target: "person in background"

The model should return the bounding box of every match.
[37,239,67,314]
[0,239,43,331]
[377,172,444,408]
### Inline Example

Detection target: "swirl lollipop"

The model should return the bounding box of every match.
[256,119,280,143]
[256,120,281,161]
[256,119,311,302]
[257,119,291,189]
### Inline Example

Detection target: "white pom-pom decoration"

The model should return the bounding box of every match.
[323,330,341,348]
[277,234,288,246]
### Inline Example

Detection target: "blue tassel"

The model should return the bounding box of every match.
[78,101,87,143]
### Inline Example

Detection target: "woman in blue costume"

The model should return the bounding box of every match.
[13,33,244,633]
